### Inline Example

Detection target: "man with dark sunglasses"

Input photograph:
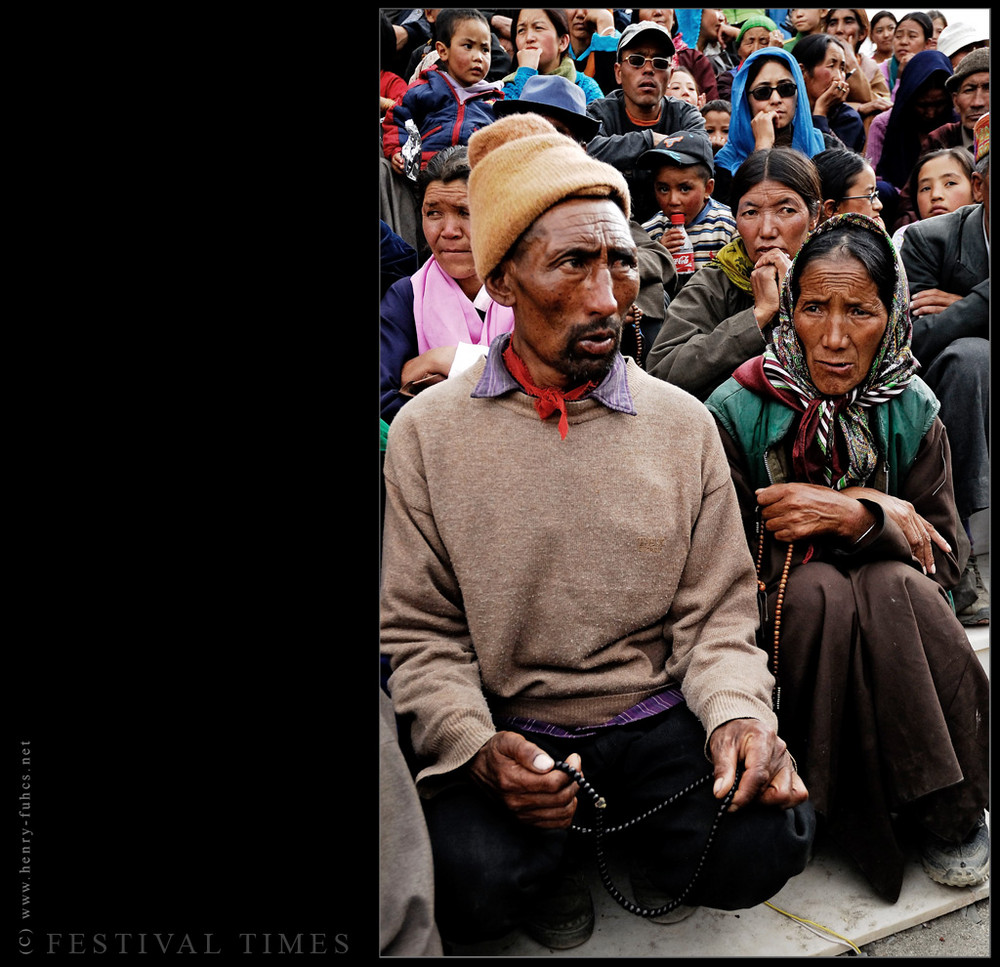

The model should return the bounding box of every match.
[585,22,714,223]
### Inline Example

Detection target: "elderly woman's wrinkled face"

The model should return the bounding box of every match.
[793,255,888,396]
[825,9,863,47]
[422,179,477,282]
[736,177,817,262]
[738,26,772,60]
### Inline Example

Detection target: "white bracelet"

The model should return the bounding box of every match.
[854,521,876,545]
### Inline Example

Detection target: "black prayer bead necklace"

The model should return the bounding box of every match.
[552,760,741,919]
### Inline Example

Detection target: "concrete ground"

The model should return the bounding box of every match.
[845,897,989,957]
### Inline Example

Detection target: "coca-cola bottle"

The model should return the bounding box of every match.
[670,213,696,284]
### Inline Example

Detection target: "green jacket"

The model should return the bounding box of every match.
[706,373,941,495]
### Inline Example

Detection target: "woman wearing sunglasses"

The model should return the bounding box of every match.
[714,47,840,199]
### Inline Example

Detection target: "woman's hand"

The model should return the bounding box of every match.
[468,732,581,828]
[813,76,849,116]
[750,108,779,149]
[400,346,457,390]
[750,249,792,329]
[840,487,951,573]
[709,719,808,811]
[516,44,542,71]
[756,482,874,543]
[581,8,615,36]
[857,95,893,117]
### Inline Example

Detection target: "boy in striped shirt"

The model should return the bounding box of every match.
[638,133,736,283]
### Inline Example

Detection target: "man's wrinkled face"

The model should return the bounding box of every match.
[488,198,640,389]
[952,71,989,131]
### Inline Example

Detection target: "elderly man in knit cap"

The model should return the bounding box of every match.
[380,112,815,952]
[901,113,990,627]
[923,46,990,156]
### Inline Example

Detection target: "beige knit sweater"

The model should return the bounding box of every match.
[380,356,777,793]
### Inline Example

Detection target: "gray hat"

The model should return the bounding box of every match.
[617,21,676,58]
[946,47,990,93]
[638,131,715,174]
[493,74,601,141]
[936,22,989,59]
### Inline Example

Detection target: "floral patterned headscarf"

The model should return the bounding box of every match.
[761,212,917,490]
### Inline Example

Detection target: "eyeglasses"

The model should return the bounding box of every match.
[622,53,672,71]
[748,80,797,101]
[841,189,880,203]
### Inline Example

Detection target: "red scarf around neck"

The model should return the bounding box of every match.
[503,343,597,440]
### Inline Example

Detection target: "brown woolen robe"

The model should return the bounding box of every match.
[717,416,989,902]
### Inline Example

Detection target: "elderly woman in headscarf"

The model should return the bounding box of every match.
[704,213,989,904]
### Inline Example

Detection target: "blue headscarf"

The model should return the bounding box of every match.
[714,46,827,175]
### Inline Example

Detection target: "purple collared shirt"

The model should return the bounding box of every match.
[471,333,637,416]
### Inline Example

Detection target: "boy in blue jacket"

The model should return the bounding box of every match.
[383,9,504,175]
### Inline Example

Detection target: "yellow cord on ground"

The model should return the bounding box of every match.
[765,900,863,955]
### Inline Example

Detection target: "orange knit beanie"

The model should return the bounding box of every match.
[466,113,631,279]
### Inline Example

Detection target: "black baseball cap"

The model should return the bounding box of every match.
[638,131,715,174]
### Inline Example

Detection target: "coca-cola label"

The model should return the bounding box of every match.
[674,251,696,274]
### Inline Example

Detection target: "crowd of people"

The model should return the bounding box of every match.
[379,8,989,956]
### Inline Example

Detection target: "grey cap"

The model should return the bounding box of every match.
[946,47,990,93]
[617,21,676,58]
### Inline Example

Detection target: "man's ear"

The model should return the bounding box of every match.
[484,265,516,307]
[971,170,985,203]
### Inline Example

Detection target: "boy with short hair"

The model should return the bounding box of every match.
[701,99,732,155]
[638,132,736,276]
[382,9,504,175]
